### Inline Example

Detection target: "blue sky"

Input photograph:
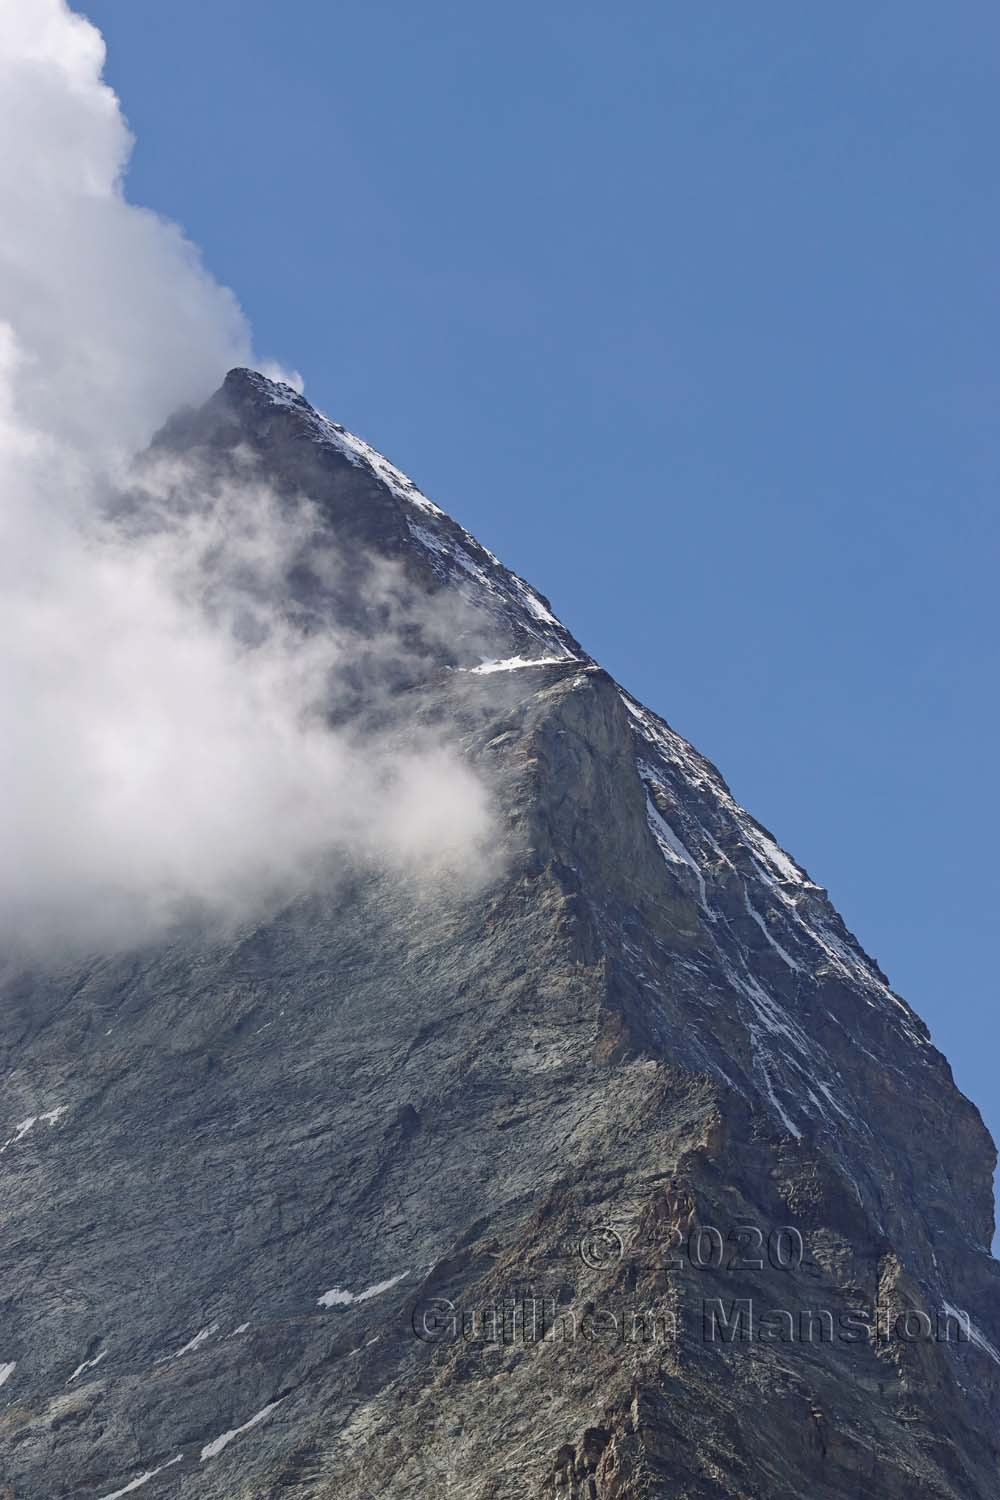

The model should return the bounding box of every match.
[84,1,998,1165]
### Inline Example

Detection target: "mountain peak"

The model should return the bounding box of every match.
[222,364,309,411]
[5,364,997,1499]
[156,367,582,665]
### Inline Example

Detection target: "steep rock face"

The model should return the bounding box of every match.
[1,370,997,1499]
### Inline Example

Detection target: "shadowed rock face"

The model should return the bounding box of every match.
[1,369,997,1499]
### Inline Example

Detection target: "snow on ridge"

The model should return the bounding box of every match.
[740,885,803,974]
[408,522,492,587]
[624,694,810,887]
[318,1270,409,1309]
[249,371,577,655]
[621,689,930,1048]
[317,418,444,516]
[675,870,860,1136]
[407,516,569,637]
[941,1302,1000,1366]
[642,787,708,912]
[250,377,923,1070]
[200,1400,283,1462]
[630,716,868,1142]
[467,656,572,675]
[96,1455,182,1500]
[510,573,560,628]
[249,371,444,516]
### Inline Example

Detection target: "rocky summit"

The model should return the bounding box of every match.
[2,369,998,1499]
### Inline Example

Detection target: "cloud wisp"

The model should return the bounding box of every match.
[0,0,494,955]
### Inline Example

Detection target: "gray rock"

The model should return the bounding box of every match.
[1,369,997,1498]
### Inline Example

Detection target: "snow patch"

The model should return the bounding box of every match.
[741,825,806,886]
[318,1270,409,1308]
[741,885,802,972]
[404,518,570,653]
[0,1362,15,1388]
[510,576,560,627]
[68,1348,108,1383]
[200,1400,283,1461]
[814,1079,853,1124]
[320,421,444,516]
[620,688,930,1051]
[942,1303,1000,1365]
[154,1324,218,1364]
[408,522,492,587]
[96,1455,182,1500]
[643,790,708,911]
[252,374,445,517]
[0,1106,68,1153]
[468,656,570,675]
[756,1056,803,1139]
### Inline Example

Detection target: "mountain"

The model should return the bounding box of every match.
[2,368,998,1499]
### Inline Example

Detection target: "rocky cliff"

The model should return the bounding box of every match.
[1,369,997,1499]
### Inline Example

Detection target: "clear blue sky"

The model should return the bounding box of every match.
[84,2,998,1169]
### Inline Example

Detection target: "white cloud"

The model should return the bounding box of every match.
[0,0,494,955]
[0,0,251,454]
